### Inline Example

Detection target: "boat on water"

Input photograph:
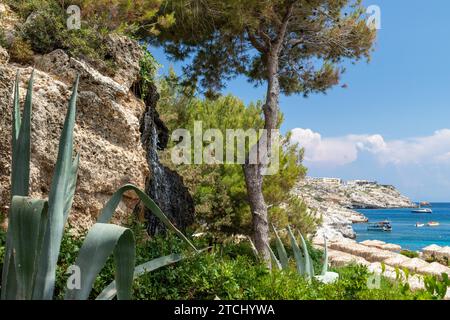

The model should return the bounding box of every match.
[411,208,432,213]
[367,220,392,232]
[415,223,425,228]
[420,201,432,207]
[428,221,440,227]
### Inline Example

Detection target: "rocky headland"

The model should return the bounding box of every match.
[293,177,416,241]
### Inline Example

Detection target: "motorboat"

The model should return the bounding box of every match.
[411,208,432,213]
[415,223,425,228]
[367,220,392,232]
[427,221,440,227]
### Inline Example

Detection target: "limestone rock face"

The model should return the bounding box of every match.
[0,46,8,64]
[0,39,149,231]
[0,8,195,234]
[0,2,19,45]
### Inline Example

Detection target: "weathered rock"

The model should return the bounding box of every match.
[0,2,18,45]
[0,28,150,231]
[105,33,144,89]
[36,49,129,98]
[0,60,149,231]
[0,46,8,64]
[0,4,195,234]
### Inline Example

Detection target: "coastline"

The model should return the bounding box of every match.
[294,177,416,242]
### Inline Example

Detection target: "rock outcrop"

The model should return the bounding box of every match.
[0,50,149,230]
[294,177,415,241]
[314,238,450,298]
[0,3,194,233]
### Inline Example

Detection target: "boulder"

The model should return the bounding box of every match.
[0,46,8,64]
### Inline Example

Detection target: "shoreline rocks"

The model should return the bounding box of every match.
[315,238,450,298]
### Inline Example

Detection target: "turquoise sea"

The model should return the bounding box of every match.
[354,203,450,251]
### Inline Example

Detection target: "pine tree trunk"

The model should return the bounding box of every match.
[244,52,280,266]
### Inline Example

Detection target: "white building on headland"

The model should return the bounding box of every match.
[318,177,342,186]
[346,180,378,186]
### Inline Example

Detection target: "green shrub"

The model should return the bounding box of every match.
[8,37,34,64]
[401,250,419,258]
[0,31,7,48]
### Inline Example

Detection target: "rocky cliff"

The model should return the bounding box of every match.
[293,177,415,241]
[0,3,194,233]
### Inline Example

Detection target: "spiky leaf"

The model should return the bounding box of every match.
[8,196,48,299]
[267,244,282,271]
[322,237,328,276]
[98,184,198,252]
[65,223,135,300]
[286,226,305,275]
[272,224,289,270]
[96,253,184,300]
[33,76,79,300]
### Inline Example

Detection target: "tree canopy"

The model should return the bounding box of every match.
[153,0,376,96]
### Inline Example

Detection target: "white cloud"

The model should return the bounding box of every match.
[291,128,450,168]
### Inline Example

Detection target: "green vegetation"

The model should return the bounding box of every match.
[157,71,318,239]
[1,73,199,300]
[2,1,448,302]
[3,0,170,73]
[400,250,420,259]
[1,226,436,300]
[268,225,337,284]
[153,0,377,261]
[424,273,450,300]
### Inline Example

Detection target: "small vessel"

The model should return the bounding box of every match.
[367,220,392,232]
[411,208,432,213]
[415,223,425,228]
[427,221,440,227]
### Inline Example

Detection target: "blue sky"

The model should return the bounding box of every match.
[149,0,450,201]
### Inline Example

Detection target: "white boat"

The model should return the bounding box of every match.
[415,223,425,228]
[428,221,440,227]
[411,208,432,213]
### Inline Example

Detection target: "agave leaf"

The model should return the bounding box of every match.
[65,223,135,300]
[272,224,289,270]
[247,236,259,260]
[286,226,305,275]
[96,253,183,300]
[321,237,328,276]
[267,244,282,271]
[33,77,79,300]
[11,70,33,197]
[8,196,48,299]
[298,231,314,279]
[1,255,18,300]
[98,184,198,252]
[2,72,34,300]
[12,72,21,148]
[63,154,79,222]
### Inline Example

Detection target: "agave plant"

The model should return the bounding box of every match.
[1,72,199,300]
[268,225,339,284]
